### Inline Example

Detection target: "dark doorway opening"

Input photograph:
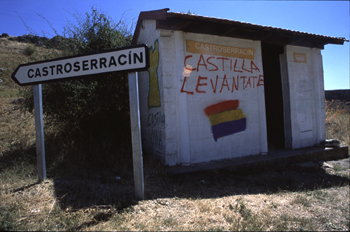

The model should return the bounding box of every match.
[261,43,285,151]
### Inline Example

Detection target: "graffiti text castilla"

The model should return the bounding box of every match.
[181,54,264,94]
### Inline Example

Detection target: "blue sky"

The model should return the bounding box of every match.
[1,0,349,90]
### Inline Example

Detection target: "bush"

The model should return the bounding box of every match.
[0,33,9,38]
[21,6,134,170]
[23,44,36,56]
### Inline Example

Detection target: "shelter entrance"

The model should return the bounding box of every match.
[261,43,286,151]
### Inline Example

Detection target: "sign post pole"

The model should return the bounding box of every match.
[128,72,144,200]
[33,84,46,182]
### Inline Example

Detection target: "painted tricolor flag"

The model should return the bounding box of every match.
[204,100,246,142]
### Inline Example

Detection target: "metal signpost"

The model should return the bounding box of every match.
[33,84,46,181]
[12,45,149,199]
[128,72,144,200]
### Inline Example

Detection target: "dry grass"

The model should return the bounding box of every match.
[0,37,61,88]
[0,38,349,231]
[326,100,350,148]
[1,173,349,231]
[0,97,35,154]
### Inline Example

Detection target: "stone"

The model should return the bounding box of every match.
[12,98,24,104]
[320,139,340,147]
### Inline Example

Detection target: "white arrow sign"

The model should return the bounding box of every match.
[12,44,149,86]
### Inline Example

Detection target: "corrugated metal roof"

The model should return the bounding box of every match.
[132,8,348,49]
[169,10,345,40]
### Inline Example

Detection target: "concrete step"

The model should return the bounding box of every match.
[166,146,349,175]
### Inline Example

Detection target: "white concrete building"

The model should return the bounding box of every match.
[132,8,347,166]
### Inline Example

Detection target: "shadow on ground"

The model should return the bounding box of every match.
[3,144,349,230]
[2,138,348,208]
[2,143,349,213]
[50,153,350,213]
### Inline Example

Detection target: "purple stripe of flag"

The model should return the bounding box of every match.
[211,118,246,142]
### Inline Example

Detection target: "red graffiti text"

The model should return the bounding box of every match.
[181,74,264,94]
[184,55,261,73]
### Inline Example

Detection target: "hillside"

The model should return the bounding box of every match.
[0,34,62,91]
[325,89,350,102]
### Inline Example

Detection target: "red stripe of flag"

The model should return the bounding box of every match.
[204,100,239,116]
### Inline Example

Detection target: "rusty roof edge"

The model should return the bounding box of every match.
[166,11,347,45]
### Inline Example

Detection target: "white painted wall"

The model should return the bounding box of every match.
[136,20,325,166]
[137,23,268,165]
[136,20,166,163]
[285,45,326,149]
[181,33,267,164]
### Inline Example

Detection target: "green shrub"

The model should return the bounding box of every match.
[21,6,134,170]
[23,44,36,56]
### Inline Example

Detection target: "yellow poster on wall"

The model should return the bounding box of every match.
[293,53,307,63]
[148,40,161,107]
[186,40,255,60]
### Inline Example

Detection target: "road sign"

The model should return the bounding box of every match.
[12,44,149,199]
[12,44,149,86]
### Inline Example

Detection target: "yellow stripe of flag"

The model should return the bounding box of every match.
[208,109,246,126]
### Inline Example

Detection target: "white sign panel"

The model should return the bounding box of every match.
[12,44,149,86]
